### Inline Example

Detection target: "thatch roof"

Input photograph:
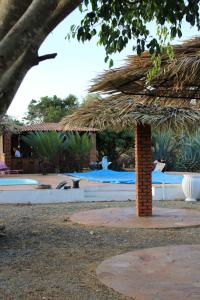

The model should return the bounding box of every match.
[0,115,20,134]
[61,95,200,131]
[62,37,200,131]
[89,37,200,105]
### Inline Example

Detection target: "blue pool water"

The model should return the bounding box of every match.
[67,170,183,184]
[0,178,39,185]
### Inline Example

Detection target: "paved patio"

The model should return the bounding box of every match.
[96,244,200,300]
[0,173,132,190]
[0,171,130,188]
[70,207,200,229]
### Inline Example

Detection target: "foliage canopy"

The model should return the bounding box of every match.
[69,0,200,67]
[24,95,79,124]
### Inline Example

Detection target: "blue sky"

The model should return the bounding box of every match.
[7,8,199,119]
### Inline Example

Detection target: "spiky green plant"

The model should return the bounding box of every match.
[175,129,200,172]
[66,132,92,157]
[152,129,181,170]
[65,132,92,171]
[22,131,68,173]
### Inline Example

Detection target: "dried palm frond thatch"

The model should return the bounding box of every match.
[89,37,200,105]
[62,37,200,132]
[61,96,200,131]
[0,115,20,134]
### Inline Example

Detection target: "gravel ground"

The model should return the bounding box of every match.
[0,200,200,300]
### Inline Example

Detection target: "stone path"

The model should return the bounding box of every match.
[96,245,200,300]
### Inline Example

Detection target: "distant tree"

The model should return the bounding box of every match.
[24,94,79,123]
[81,93,102,107]
[9,117,24,127]
[97,129,134,169]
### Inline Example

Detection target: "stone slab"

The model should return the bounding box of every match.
[96,245,200,300]
[70,207,200,229]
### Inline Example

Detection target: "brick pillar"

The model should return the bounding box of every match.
[89,133,97,162]
[0,135,4,162]
[3,133,12,168]
[135,123,152,217]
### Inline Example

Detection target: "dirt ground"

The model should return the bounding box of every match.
[0,200,200,300]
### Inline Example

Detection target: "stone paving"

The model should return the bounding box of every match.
[96,245,200,300]
[70,206,200,229]
[0,173,131,190]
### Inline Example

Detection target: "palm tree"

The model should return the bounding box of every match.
[66,132,92,171]
[22,131,68,173]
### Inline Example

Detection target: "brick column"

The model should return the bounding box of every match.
[89,133,97,162]
[3,133,12,168]
[0,135,4,162]
[135,123,152,217]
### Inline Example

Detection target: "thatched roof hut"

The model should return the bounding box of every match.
[62,37,200,217]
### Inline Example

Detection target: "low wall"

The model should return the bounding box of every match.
[0,189,84,204]
[152,184,185,201]
[0,184,185,204]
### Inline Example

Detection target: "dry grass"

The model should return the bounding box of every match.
[0,200,200,299]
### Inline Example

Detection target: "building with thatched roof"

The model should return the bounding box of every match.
[62,37,200,217]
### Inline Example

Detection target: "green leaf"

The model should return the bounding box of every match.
[109,58,113,68]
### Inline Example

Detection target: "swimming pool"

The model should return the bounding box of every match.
[0,178,39,185]
[67,170,183,184]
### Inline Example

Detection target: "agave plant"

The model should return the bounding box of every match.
[175,129,200,172]
[22,131,68,173]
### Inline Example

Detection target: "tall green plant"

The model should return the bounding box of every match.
[97,129,134,169]
[66,132,92,171]
[66,132,92,157]
[152,129,181,170]
[175,130,200,172]
[22,131,68,172]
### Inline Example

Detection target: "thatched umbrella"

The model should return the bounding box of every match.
[89,37,200,104]
[62,37,200,217]
[61,95,200,131]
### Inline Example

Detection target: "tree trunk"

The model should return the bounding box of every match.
[0,0,82,115]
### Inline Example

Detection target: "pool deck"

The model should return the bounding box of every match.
[0,171,196,203]
[0,173,135,190]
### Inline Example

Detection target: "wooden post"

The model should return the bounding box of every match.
[89,132,97,162]
[135,123,152,216]
[3,133,12,168]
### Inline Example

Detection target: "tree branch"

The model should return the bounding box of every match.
[36,53,57,64]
